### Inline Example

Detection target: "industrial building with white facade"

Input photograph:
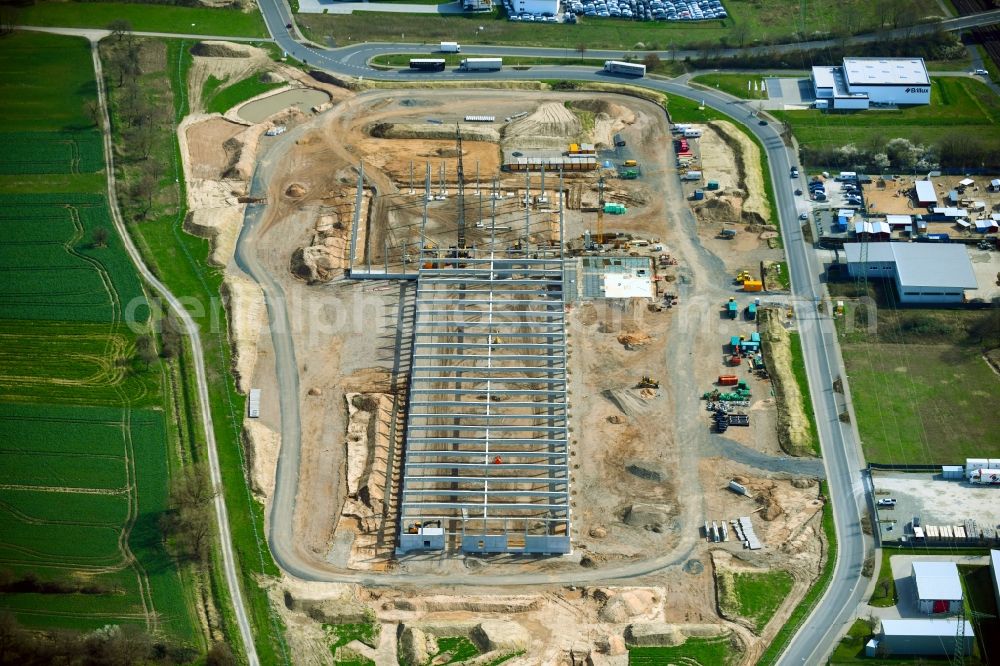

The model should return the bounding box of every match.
[812,57,931,109]
[911,561,964,614]
[843,242,978,304]
[868,619,974,658]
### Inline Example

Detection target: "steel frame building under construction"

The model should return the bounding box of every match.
[397,248,571,555]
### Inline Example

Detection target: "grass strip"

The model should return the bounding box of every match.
[16,2,268,38]
[788,332,821,457]
[757,480,837,665]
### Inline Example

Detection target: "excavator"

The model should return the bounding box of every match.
[637,376,660,389]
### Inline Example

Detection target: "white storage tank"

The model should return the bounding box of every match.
[941,465,964,480]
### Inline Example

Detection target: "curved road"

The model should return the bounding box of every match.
[243,1,905,661]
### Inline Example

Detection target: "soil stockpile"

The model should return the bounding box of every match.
[759,308,813,456]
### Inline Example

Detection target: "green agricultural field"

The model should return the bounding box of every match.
[0,32,98,132]
[628,634,739,665]
[0,31,197,647]
[15,2,267,38]
[0,196,148,323]
[773,77,1000,149]
[299,0,943,51]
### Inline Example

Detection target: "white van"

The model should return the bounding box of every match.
[440,41,461,53]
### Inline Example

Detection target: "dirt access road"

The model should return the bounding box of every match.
[233,87,822,591]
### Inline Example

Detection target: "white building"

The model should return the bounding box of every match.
[812,57,930,109]
[510,0,558,14]
[869,619,974,657]
[912,561,964,614]
[914,180,937,207]
[843,243,978,304]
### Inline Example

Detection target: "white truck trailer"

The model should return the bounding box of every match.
[460,57,502,71]
[603,60,646,77]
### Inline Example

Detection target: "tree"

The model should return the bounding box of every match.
[91,226,110,248]
[170,466,217,512]
[161,466,218,564]
[129,170,157,218]
[733,22,751,48]
[641,53,661,73]
[135,334,157,370]
[207,642,237,666]
[107,19,133,43]
[160,313,182,358]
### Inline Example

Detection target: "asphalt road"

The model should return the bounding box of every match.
[88,40,260,666]
[246,0,895,659]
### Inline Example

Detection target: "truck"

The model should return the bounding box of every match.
[460,57,502,71]
[440,41,460,53]
[727,299,738,319]
[409,58,446,72]
[603,60,646,77]
[970,469,1000,485]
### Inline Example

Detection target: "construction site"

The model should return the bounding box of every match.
[177,50,832,662]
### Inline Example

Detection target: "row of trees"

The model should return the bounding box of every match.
[800,133,1000,172]
[0,612,235,666]
[101,22,172,220]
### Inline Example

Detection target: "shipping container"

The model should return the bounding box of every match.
[248,388,261,418]
[682,170,702,181]
[727,301,738,318]
[941,465,964,480]
[742,280,763,292]
[966,458,990,474]
[693,189,704,200]
[719,375,739,386]
[706,180,720,190]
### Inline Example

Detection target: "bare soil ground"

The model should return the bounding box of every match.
[181,82,831,664]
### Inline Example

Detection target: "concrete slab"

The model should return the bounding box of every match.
[966,247,1000,302]
[765,78,815,109]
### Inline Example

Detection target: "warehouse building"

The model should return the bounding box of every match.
[867,619,974,657]
[914,179,938,207]
[912,561,964,614]
[812,57,931,109]
[843,243,978,304]
[991,549,1000,612]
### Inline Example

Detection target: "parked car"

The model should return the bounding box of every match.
[794,188,803,195]
[877,498,897,507]
[790,166,799,178]
[799,212,808,220]
[973,68,988,75]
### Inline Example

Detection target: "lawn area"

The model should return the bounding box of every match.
[828,618,874,664]
[15,2,268,38]
[690,73,772,100]
[840,342,998,463]
[868,549,897,607]
[830,282,999,464]
[718,569,795,633]
[628,634,740,665]
[773,77,1000,150]
[0,30,197,649]
[299,0,943,51]
[203,73,283,115]
[789,332,821,457]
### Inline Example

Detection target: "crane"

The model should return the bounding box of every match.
[455,125,466,249]
[596,175,605,245]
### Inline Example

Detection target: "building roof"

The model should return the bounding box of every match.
[915,180,937,203]
[886,214,913,226]
[881,619,973,638]
[843,57,930,86]
[843,243,978,290]
[812,66,838,89]
[931,207,968,217]
[912,561,964,601]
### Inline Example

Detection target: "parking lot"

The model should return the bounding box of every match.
[764,78,815,109]
[871,471,1000,544]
